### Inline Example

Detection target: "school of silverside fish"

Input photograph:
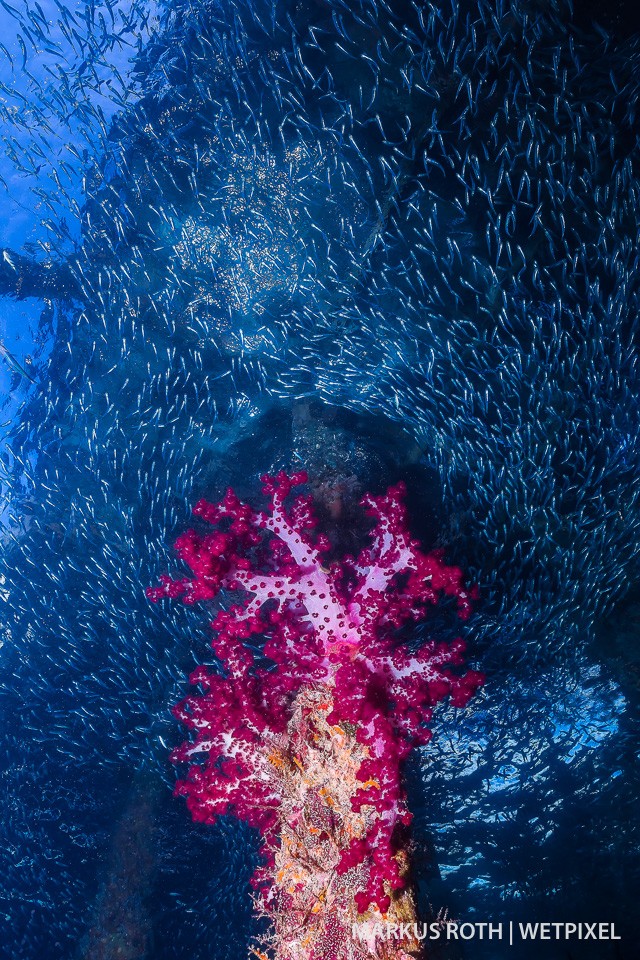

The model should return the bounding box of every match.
[0,0,638,957]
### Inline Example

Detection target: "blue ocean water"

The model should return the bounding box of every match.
[0,1,639,958]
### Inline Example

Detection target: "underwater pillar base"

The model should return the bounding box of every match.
[252,686,423,960]
[81,771,162,960]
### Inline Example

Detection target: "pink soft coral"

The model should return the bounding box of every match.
[148,470,482,928]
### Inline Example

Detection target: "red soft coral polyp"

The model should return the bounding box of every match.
[149,471,483,957]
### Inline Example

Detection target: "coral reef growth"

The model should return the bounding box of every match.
[149,471,482,956]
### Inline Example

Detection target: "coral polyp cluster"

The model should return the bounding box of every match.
[149,471,482,955]
[257,687,424,960]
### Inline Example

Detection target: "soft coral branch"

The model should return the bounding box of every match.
[149,471,483,956]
